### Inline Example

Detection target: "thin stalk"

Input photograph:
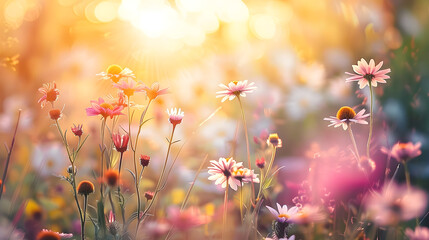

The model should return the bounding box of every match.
[367,84,374,158]
[222,178,229,240]
[138,125,176,233]
[403,161,411,190]
[55,120,84,234]
[118,153,125,224]
[0,110,21,200]
[347,125,361,161]
[237,97,255,203]
[82,195,88,240]
[239,181,243,223]
[100,118,107,198]
[257,146,276,201]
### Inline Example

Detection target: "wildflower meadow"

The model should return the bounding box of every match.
[1,0,429,239]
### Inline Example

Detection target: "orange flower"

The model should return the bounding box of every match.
[104,169,119,187]
[49,109,62,120]
[97,64,135,83]
[38,82,60,108]
[77,180,95,196]
[143,82,168,101]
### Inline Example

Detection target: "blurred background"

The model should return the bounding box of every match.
[0,0,429,238]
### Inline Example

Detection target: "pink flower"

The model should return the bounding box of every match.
[288,205,326,224]
[382,142,422,162]
[232,167,260,184]
[167,206,209,231]
[405,226,429,240]
[324,106,370,130]
[113,78,145,97]
[71,124,83,137]
[97,64,135,83]
[38,82,60,108]
[345,59,391,89]
[216,80,257,102]
[86,98,124,119]
[167,108,184,126]
[112,133,129,153]
[256,157,266,169]
[364,184,427,226]
[143,82,169,101]
[266,203,299,223]
[208,157,243,191]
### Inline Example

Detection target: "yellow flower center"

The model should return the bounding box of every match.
[232,81,238,85]
[107,64,123,75]
[336,106,356,120]
[100,102,114,110]
[278,214,289,219]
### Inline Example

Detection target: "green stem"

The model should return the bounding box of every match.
[367,84,374,158]
[237,97,255,203]
[239,181,243,223]
[82,195,88,240]
[257,146,276,201]
[0,110,20,200]
[347,124,361,161]
[137,125,176,232]
[118,153,125,225]
[100,118,107,198]
[222,178,229,240]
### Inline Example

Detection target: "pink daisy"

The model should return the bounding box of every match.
[38,82,60,108]
[345,59,391,89]
[112,133,129,153]
[232,167,260,184]
[364,184,427,226]
[167,108,184,126]
[167,206,209,231]
[143,82,169,101]
[86,97,124,119]
[208,157,243,191]
[113,78,145,97]
[382,142,422,162]
[324,106,370,130]
[216,80,257,102]
[266,203,299,223]
[405,226,429,240]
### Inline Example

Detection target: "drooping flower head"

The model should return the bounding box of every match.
[364,183,427,226]
[405,226,429,240]
[385,142,422,162]
[86,97,124,119]
[267,133,282,148]
[167,108,184,126]
[71,124,83,137]
[208,157,243,191]
[216,80,257,102]
[143,82,169,101]
[345,59,391,89]
[266,203,299,223]
[140,155,150,167]
[256,157,266,169]
[38,82,60,108]
[144,191,154,201]
[324,106,370,130]
[77,180,95,196]
[98,64,135,83]
[113,78,145,97]
[112,133,129,153]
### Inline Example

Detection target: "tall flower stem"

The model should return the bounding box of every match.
[347,125,360,161]
[100,118,107,198]
[137,125,176,233]
[237,97,255,203]
[403,161,411,190]
[131,99,152,233]
[82,195,88,240]
[257,146,276,201]
[54,120,84,237]
[0,110,21,200]
[222,178,229,240]
[118,152,125,224]
[367,84,374,158]
[239,181,243,223]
